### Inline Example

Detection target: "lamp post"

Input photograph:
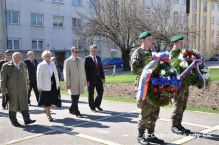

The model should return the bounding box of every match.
[186,0,190,50]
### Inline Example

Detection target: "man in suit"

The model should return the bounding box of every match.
[23,51,39,105]
[1,52,36,127]
[0,50,12,109]
[85,45,105,112]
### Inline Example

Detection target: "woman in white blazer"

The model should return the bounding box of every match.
[37,50,60,121]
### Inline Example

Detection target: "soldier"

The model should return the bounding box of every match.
[131,31,164,145]
[170,34,191,135]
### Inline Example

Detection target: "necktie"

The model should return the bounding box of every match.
[31,60,35,67]
[93,57,98,67]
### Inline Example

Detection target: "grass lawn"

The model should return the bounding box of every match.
[105,73,137,83]
[209,68,219,81]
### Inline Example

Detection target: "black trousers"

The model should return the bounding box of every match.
[28,82,39,103]
[88,79,104,110]
[9,110,30,124]
[69,95,80,115]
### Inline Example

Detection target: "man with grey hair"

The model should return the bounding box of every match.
[1,52,36,127]
[85,45,105,112]
[24,51,39,105]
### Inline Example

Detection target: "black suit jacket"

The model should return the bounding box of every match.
[85,55,105,84]
[23,59,38,83]
[0,59,8,72]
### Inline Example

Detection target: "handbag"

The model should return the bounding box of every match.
[56,88,62,108]
[2,94,9,109]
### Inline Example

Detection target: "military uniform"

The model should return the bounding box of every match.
[170,34,191,134]
[131,31,164,145]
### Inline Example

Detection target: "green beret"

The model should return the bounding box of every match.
[139,31,151,39]
[171,34,184,43]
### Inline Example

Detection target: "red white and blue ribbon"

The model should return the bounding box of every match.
[180,59,206,87]
[136,52,170,101]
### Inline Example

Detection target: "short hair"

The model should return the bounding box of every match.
[27,51,34,56]
[41,50,52,59]
[71,46,78,52]
[12,52,22,61]
[5,49,11,54]
[90,45,97,51]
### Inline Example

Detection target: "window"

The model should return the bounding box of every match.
[32,40,43,50]
[31,14,44,26]
[183,0,186,5]
[192,0,197,11]
[112,0,118,11]
[53,16,64,27]
[174,0,179,4]
[203,0,207,12]
[203,16,207,26]
[192,14,197,25]
[7,39,20,49]
[217,3,219,11]
[212,30,214,36]
[173,11,179,21]
[217,17,219,25]
[211,17,215,24]
[72,18,82,28]
[52,0,64,3]
[6,10,20,24]
[72,0,81,6]
[212,3,215,11]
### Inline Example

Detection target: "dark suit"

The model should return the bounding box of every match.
[85,55,105,110]
[23,59,39,103]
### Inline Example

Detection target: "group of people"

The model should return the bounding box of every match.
[131,31,191,145]
[0,44,105,126]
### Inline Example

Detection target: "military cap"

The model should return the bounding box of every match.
[5,49,11,54]
[139,31,151,39]
[171,34,184,43]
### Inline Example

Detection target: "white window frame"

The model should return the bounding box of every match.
[174,0,179,4]
[52,0,64,4]
[32,40,44,50]
[6,10,20,24]
[31,13,44,26]
[7,38,20,50]
[192,0,197,11]
[53,15,64,28]
[72,0,81,6]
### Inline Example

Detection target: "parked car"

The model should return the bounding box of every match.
[102,58,123,68]
[208,54,219,61]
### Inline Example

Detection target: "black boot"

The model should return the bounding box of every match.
[137,130,148,145]
[22,110,36,125]
[9,111,21,127]
[147,133,164,144]
[171,126,184,134]
[178,124,191,134]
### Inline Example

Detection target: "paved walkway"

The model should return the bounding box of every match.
[0,95,219,145]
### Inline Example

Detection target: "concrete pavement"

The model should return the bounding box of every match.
[0,95,219,145]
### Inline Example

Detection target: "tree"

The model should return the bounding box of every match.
[80,0,147,70]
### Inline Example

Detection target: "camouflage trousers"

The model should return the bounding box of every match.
[138,100,160,135]
[171,86,189,126]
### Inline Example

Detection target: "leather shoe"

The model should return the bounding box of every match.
[137,136,148,145]
[96,107,103,111]
[76,114,83,118]
[25,119,36,125]
[49,118,54,122]
[12,121,21,127]
[91,109,97,112]
[171,126,184,134]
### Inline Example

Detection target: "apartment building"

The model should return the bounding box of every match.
[0,0,122,63]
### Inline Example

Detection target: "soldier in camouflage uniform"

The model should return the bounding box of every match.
[170,34,191,135]
[131,31,164,145]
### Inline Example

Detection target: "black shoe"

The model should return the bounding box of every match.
[147,135,164,144]
[49,118,54,122]
[171,126,184,135]
[96,107,103,111]
[69,110,76,115]
[91,108,97,112]
[137,136,148,145]
[76,114,83,118]
[12,121,21,127]
[178,125,191,134]
[25,119,36,125]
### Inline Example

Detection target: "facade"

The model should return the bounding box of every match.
[0,0,122,62]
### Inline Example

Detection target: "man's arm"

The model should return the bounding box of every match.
[63,59,70,89]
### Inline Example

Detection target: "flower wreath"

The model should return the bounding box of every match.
[171,49,209,88]
[136,52,182,106]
